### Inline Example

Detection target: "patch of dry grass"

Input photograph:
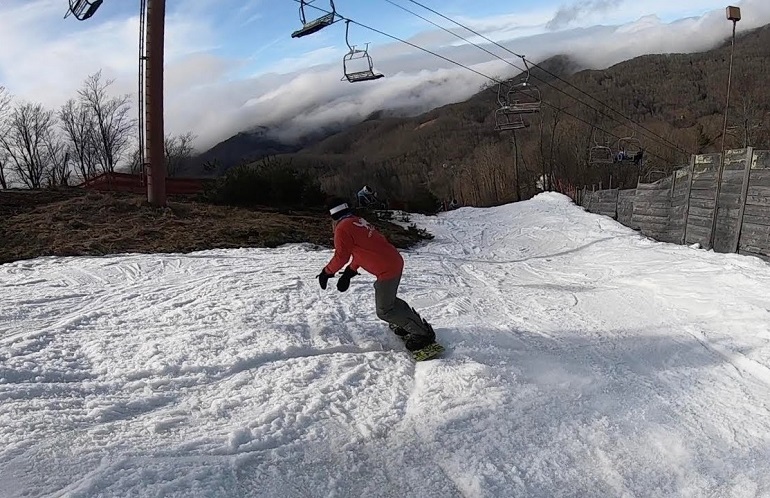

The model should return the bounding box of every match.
[0,189,431,264]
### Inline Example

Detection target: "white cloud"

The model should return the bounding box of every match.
[262,46,340,75]
[547,0,625,30]
[1,0,769,154]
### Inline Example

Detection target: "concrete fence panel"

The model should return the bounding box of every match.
[738,150,770,261]
[713,148,753,253]
[670,164,693,244]
[617,189,637,229]
[684,153,721,247]
[574,148,770,262]
[633,176,672,241]
[596,189,619,219]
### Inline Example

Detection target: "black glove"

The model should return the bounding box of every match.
[317,269,333,290]
[336,267,358,292]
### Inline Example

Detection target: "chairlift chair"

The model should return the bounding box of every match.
[503,58,542,114]
[291,0,337,38]
[341,21,384,83]
[508,82,542,114]
[494,106,528,131]
[614,133,644,164]
[589,130,615,165]
[494,82,528,131]
[64,0,103,20]
[589,145,615,165]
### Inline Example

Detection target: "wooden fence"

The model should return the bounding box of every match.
[79,172,214,196]
[579,148,770,261]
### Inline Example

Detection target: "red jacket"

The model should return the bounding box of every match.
[324,216,404,280]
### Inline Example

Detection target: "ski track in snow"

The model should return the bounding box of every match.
[2,192,770,497]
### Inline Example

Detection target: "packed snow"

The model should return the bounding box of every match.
[2,192,770,497]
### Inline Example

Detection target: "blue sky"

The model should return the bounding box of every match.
[1,0,769,150]
[87,0,560,76]
[88,0,734,76]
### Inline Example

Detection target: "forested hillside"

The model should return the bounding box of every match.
[231,24,770,208]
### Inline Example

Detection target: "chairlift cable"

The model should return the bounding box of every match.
[402,0,693,156]
[290,0,674,164]
[383,0,543,121]
[380,0,680,161]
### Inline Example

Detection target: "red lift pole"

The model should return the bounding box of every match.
[145,0,166,206]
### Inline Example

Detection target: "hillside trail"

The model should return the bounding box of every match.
[2,193,770,497]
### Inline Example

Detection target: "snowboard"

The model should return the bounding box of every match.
[410,342,445,361]
[394,331,445,361]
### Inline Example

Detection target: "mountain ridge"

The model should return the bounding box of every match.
[192,23,770,207]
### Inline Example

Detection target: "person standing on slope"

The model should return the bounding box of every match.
[317,198,437,352]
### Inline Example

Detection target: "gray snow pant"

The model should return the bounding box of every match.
[374,274,432,337]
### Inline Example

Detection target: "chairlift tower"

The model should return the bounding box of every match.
[144,0,167,207]
[138,0,147,189]
[66,0,166,206]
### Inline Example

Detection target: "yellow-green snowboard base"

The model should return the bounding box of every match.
[411,342,445,361]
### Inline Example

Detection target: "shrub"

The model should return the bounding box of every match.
[204,158,327,209]
[405,184,441,215]
[407,223,434,240]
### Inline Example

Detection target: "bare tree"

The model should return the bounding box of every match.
[0,102,58,188]
[42,130,70,187]
[78,71,134,174]
[0,86,11,188]
[0,151,6,189]
[0,87,9,115]
[164,132,196,177]
[729,96,763,149]
[546,105,565,190]
[725,72,766,149]
[126,144,142,175]
[60,98,99,181]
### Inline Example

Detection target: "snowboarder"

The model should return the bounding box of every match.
[316,198,437,353]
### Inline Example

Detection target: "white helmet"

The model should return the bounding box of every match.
[362,185,372,194]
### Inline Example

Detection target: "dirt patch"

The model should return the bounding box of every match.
[0,189,433,265]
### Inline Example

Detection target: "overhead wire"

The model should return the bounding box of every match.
[290,0,678,164]
[402,0,693,156]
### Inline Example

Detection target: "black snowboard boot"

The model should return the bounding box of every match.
[388,323,409,338]
[404,319,436,352]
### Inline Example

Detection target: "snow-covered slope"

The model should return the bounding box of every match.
[2,193,770,497]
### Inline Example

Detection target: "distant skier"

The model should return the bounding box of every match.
[316,198,437,352]
[356,185,379,208]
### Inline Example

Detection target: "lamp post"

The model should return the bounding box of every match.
[721,6,741,154]
[709,6,741,250]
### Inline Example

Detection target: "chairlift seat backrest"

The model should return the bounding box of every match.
[494,109,528,131]
[67,0,102,20]
[510,101,542,113]
[589,146,615,165]
[342,45,383,83]
[291,12,335,38]
[507,84,542,114]
[618,137,642,155]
